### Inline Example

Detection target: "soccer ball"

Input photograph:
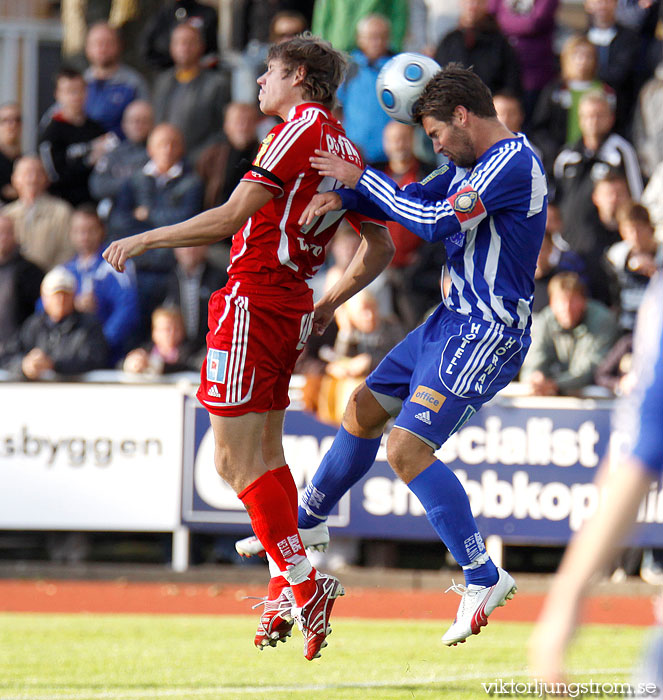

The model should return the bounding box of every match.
[376,53,441,125]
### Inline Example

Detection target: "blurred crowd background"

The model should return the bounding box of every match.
[1,0,663,577]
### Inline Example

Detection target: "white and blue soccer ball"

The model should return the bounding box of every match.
[376,53,441,125]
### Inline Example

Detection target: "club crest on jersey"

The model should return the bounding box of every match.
[254,133,275,167]
[448,185,487,230]
[453,190,478,213]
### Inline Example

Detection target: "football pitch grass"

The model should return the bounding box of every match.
[0,613,648,700]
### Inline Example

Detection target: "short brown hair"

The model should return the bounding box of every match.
[560,35,597,79]
[616,202,652,227]
[267,33,347,108]
[579,88,614,114]
[73,202,102,222]
[413,63,496,124]
[152,306,184,328]
[548,271,586,298]
[55,66,85,87]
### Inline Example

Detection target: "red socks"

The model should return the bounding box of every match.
[266,465,299,599]
[238,469,315,606]
[271,464,298,519]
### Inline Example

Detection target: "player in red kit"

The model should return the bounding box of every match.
[103,34,394,660]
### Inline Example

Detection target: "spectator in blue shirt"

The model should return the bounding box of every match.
[337,14,393,165]
[84,22,150,139]
[64,204,139,362]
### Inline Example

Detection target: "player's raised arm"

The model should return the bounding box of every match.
[103,182,273,272]
[309,149,363,187]
[530,272,663,682]
[311,220,394,335]
[529,456,653,683]
[308,149,462,243]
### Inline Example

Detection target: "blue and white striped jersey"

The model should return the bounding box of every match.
[338,135,548,330]
[614,272,663,475]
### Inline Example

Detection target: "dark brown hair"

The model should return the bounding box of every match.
[55,66,84,87]
[267,32,347,108]
[413,63,496,124]
[616,202,652,227]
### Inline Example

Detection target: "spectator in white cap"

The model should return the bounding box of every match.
[0,265,109,379]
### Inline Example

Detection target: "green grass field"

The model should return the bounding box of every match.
[0,613,648,700]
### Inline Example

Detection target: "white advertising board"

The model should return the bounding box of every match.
[0,384,184,530]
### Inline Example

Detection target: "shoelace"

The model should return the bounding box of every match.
[445,580,482,618]
[246,595,269,611]
[445,580,470,596]
[245,595,293,613]
[247,594,294,637]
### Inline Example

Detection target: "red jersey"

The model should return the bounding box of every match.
[229,102,377,291]
[383,161,426,268]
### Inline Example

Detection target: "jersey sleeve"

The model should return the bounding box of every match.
[353,149,544,243]
[241,120,316,196]
[354,165,471,243]
[337,162,457,224]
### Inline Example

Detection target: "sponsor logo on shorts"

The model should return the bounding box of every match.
[414,410,432,425]
[208,385,221,398]
[206,349,228,384]
[445,323,482,375]
[411,385,446,413]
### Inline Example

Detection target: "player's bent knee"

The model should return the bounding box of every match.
[213,443,233,480]
[386,428,435,483]
[342,383,389,438]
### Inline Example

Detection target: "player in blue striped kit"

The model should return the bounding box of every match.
[238,64,548,645]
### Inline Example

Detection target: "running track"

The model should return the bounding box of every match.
[0,579,657,625]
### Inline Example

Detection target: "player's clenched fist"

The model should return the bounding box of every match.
[103,235,146,272]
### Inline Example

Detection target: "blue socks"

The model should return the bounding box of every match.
[298,426,381,528]
[408,459,498,587]
[298,430,497,588]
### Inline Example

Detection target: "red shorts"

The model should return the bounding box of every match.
[197,280,314,416]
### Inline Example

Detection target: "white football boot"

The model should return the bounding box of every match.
[442,567,517,646]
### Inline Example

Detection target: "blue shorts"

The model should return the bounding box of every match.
[366,304,530,448]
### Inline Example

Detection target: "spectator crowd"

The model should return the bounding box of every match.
[3,0,663,412]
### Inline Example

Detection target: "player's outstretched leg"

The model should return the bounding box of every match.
[292,570,345,660]
[298,386,388,534]
[235,422,375,556]
[298,425,382,529]
[397,448,517,645]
